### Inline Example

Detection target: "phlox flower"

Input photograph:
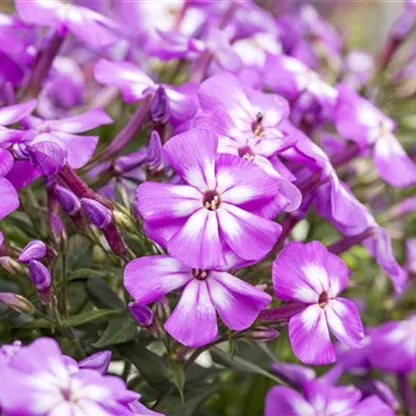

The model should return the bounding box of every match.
[15,0,121,48]
[0,337,160,416]
[272,241,364,364]
[368,315,416,373]
[335,84,416,187]
[124,255,271,347]
[136,128,283,269]
[265,380,394,416]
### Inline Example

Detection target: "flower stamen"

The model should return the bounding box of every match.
[203,190,220,210]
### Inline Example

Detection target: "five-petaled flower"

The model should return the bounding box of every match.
[272,241,364,364]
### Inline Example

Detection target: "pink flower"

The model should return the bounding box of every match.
[272,241,364,365]
[136,128,283,269]
[124,255,271,347]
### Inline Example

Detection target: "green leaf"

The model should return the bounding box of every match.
[168,360,185,403]
[117,341,169,390]
[68,269,113,282]
[86,278,124,310]
[64,309,119,327]
[93,312,137,348]
[210,347,284,384]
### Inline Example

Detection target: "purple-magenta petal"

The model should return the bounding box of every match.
[165,279,218,347]
[207,271,271,331]
[163,129,218,191]
[265,386,314,416]
[0,100,37,126]
[0,177,19,219]
[168,208,226,270]
[289,304,336,365]
[326,298,364,348]
[373,134,416,188]
[124,255,192,305]
[217,203,281,262]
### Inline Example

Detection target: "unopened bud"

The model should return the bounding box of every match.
[151,86,170,124]
[29,260,52,304]
[113,210,136,233]
[129,302,154,327]
[81,198,112,229]
[0,256,25,274]
[79,350,112,374]
[54,185,81,216]
[0,292,35,314]
[147,130,165,173]
[247,327,280,342]
[50,212,67,245]
[18,240,46,263]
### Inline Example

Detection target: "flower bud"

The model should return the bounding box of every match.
[81,198,112,229]
[28,260,52,292]
[129,302,154,327]
[0,292,35,314]
[113,210,136,233]
[151,86,170,124]
[247,327,280,342]
[79,351,112,374]
[50,212,67,245]
[0,256,25,274]
[54,185,81,216]
[18,240,46,263]
[147,130,165,173]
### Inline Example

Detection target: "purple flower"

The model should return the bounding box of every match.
[265,380,394,416]
[194,72,301,211]
[264,54,337,105]
[124,255,271,347]
[136,129,283,269]
[272,241,364,364]
[335,85,416,187]
[94,59,197,129]
[0,337,143,416]
[368,315,416,373]
[15,0,121,48]
[19,108,112,169]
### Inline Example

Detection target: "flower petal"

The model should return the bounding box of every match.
[47,108,112,133]
[265,386,315,416]
[0,100,36,126]
[165,280,218,347]
[168,208,226,269]
[0,148,14,177]
[326,298,364,348]
[289,304,336,365]
[273,242,331,303]
[198,72,253,128]
[373,134,416,188]
[216,153,282,218]
[0,178,19,220]
[348,396,395,416]
[32,132,98,169]
[217,203,281,261]
[207,271,271,330]
[124,255,192,305]
[163,129,218,191]
[136,182,201,223]
[94,59,155,102]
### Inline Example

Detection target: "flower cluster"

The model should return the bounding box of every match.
[0,0,415,415]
